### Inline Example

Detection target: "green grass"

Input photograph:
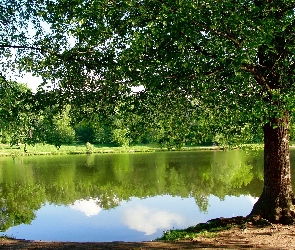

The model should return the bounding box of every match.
[0,143,158,156]
[0,143,229,157]
[156,215,272,241]
[157,224,232,241]
[0,142,266,157]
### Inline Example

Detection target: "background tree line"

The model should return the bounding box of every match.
[0,80,268,149]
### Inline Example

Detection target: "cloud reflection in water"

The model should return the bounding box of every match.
[70,199,102,217]
[122,204,185,235]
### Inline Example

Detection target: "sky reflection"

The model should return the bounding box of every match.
[70,198,102,217]
[1,194,257,242]
[121,204,185,235]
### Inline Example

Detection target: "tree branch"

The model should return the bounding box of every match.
[179,30,218,59]
[204,67,226,77]
[193,21,241,49]
[0,73,13,88]
[210,29,241,48]
[278,3,295,14]
[240,64,272,92]
[164,65,227,80]
[0,44,44,52]
[287,62,295,78]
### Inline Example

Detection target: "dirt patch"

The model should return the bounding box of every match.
[1,223,295,249]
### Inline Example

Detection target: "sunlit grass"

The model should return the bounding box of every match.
[0,142,260,157]
[0,143,159,156]
[157,224,231,241]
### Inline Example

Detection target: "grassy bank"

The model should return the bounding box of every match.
[0,143,222,157]
[157,216,270,241]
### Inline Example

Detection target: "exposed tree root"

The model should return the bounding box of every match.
[187,215,272,234]
[248,194,295,224]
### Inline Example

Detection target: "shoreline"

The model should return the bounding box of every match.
[0,144,227,157]
[1,222,295,249]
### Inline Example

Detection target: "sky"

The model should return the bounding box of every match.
[16,72,42,92]
[15,72,145,93]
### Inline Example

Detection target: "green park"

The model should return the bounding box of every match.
[1,0,295,248]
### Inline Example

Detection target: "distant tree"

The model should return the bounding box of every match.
[75,122,96,144]
[34,105,75,148]
[0,80,34,145]
[93,125,112,144]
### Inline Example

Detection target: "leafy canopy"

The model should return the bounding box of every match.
[2,0,295,144]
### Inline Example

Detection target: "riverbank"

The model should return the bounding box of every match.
[1,222,295,249]
[0,143,224,157]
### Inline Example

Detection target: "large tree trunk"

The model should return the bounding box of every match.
[249,111,295,224]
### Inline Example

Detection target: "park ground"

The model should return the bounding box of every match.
[0,143,224,156]
[1,222,295,249]
[0,142,271,157]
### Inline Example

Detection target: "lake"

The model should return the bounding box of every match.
[0,149,286,242]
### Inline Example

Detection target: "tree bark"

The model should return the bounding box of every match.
[249,111,295,224]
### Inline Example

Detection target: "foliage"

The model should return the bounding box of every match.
[0,80,34,145]
[75,122,96,143]
[111,128,131,146]
[4,0,291,147]
[75,121,114,145]
[2,0,295,222]
[0,79,261,148]
[93,126,112,144]
[0,183,46,232]
[1,1,295,142]
[32,105,75,148]
[50,105,75,146]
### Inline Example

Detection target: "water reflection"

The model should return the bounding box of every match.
[0,150,270,241]
[70,199,102,217]
[122,203,185,235]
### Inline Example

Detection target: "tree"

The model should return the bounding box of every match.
[132,89,203,149]
[75,121,96,143]
[32,105,75,147]
[0,80,34,145]
[2,1,295,223]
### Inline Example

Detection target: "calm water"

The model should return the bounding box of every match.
[0,149,283,242]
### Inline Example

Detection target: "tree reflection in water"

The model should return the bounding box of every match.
[0,150,268,234]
